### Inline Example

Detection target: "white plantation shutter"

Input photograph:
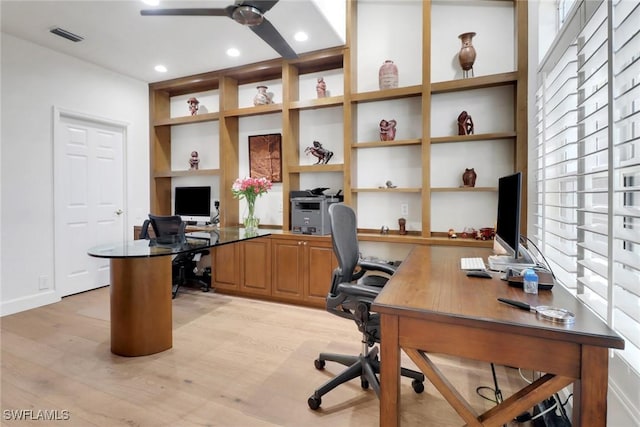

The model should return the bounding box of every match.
[611,0,640,372]
[534,42,579,289]
[535,0,639,404]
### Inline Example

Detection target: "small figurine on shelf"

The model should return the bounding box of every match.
[379,119,397,141]
[316,77,327,98]
[385,180,397,188]
[189,151,200,170]
[187,97,199,116]
[399,218,407,235]
[304,140,333,164]
[380,225,390,235]
[448,228,458,239]
[457,111,474,135]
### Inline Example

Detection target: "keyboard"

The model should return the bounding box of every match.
[460,257,486,271]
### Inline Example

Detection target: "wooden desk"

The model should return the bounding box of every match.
[88,228,270,357]
[372,246,624,427]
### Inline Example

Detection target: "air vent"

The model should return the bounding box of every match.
[49,27,84,42]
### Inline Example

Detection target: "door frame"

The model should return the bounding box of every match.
[52,106,129,297]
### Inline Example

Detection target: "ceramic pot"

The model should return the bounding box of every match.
[458,32,476,77]
[462,168,477,187]
[253,85,273,106]
[378,60,398,90]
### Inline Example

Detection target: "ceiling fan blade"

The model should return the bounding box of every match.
[242,0,280,14]
[140,8,228,17]
[250,17,298,59]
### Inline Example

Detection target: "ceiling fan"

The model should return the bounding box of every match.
[140,0,298,59]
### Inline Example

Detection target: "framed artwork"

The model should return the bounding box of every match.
[248,133,282,183]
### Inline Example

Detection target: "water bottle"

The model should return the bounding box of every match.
[523,269,539,294]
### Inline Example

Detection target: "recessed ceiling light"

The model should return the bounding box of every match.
[154,65,167,73]
[142,0,160,5]
[227,48,240,57]
[294,31,308,42]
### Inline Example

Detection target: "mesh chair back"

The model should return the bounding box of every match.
[149,214,185,244]
[328,203,360,290]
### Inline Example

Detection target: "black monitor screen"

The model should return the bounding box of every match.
[174,186,211,218]
[495,172,522,258]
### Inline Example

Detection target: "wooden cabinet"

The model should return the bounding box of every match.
[239,238,271,296]
[271,236,337,308]
[211,243,240,291]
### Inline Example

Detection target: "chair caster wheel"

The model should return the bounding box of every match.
[412,379,425,394]
[308,395,321,410]
[314,359,325,370]
[361,378,369,389]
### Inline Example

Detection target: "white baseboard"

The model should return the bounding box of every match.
[0,290,60,317]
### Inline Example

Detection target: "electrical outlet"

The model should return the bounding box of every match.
[400,203,409,216]
[38,275,48,290]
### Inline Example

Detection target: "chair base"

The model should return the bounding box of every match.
[308,345,425,410]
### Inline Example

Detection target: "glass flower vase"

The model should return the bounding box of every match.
[243,215,260,233]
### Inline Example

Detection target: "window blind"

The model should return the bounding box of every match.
[535,0,639,399]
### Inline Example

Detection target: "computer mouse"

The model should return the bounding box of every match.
[466,270,492,279]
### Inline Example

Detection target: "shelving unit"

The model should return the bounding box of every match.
[146,0,528,247]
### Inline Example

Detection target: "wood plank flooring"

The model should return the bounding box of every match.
[1,287,531,426]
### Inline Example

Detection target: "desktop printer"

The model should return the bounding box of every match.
[290,188,342,235]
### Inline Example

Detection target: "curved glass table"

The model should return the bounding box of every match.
[88,228,270,356]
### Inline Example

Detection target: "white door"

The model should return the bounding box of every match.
[54,108,127,297]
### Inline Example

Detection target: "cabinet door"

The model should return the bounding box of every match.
[271,239,304,300]
[212,244,239,291]
[305,241,337,306]
[240,239,271,296]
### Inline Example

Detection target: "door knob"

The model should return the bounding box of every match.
[115,209,123,216]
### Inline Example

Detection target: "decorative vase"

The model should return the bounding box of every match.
[253,85,274,106]
[243,201,260,233]
[462,168,477,187]
[458,32,476,78]
[243,215,260,233]
[378,60,398,90]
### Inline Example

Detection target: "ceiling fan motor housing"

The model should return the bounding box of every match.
[231,5,264,26]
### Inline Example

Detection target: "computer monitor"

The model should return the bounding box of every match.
[174,186,211,224]
[489,172,536,271]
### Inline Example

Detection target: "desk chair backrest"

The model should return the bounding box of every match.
[148,214,186,244]
[328,203,360,289]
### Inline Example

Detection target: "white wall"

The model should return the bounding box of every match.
[0,33,149,315]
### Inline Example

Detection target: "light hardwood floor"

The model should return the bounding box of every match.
[1,286,531,426]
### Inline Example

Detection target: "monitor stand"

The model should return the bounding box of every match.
[488,255,538,272]
[488,245,538,272]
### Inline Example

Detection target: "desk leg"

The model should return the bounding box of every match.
[110,257,172,356]
[574,345,609,427]
[380,314,400,427]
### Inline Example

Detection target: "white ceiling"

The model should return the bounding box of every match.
[1,0,346,83]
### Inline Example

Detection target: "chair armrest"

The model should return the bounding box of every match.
[359,260,397,276]
[139,219,151,240]
[336,283,381,300]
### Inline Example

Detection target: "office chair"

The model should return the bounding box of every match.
[140,214,210,298]
[307,203,425,410]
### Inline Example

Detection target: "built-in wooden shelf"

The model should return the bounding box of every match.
[353,187,422,193]
[430,186,497,192]
[352,85,423,103]
[154,169,221,178]
[154,112,220,126]
[430,132,516,144]
[431,72,518,94]
[288,164,344,173]
[223,103,283,118]
[289,96,344,110]
[352,138,422,149]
